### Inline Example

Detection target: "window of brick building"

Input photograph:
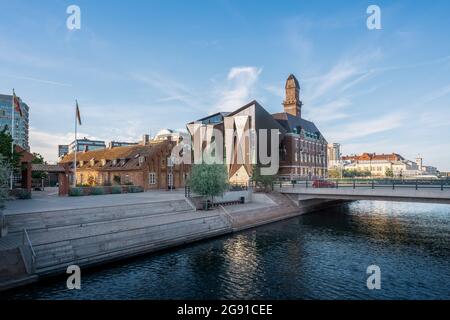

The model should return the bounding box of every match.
[149,172,156,185]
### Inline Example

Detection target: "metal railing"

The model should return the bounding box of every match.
[22,228,36,264]
[185,185,191,198]
[219,205,235,227]
[275,179,450,191]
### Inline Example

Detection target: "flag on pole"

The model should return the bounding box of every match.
[76,100,82,125]
[12,89,22,117]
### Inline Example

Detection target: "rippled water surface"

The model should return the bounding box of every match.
[2,201,450,300]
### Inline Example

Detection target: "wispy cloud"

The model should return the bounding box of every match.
[212,66,262,113]
[304,98,351,123]
[1,74,72,87]
[327,112,406,142]
[308,50,383,101]
[131,72,206,112]
[421,84,450,104]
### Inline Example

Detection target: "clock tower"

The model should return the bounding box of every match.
[283,74,302,118]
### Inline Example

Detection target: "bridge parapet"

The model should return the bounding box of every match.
[274,181,450,205]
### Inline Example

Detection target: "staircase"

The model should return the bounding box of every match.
[0,232,38,291]
[5,199,232,276]
[229,192,301,231]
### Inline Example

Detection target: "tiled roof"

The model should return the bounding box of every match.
[342,153,405,162]
[59,141,174,171]
[32,164,65,172]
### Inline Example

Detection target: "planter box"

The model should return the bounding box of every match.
[69,185,144,197]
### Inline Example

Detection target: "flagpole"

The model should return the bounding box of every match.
[73,100,77,187]
[10,89,15,190]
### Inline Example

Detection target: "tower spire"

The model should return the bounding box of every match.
[283,74,302,118]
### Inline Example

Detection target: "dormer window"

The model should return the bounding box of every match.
[112,159,118,166]
[139,156,145,165]
[101,159,106,166]
[79,161,84,167]
[90,158,95,166]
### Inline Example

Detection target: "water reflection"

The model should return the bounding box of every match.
[1,201,449,300]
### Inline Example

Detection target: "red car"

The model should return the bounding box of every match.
[312,179,336,188]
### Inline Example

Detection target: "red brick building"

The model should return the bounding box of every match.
[59,140,190,190]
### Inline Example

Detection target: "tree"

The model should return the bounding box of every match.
[189,164,228,209]
[385,168,394,178]
[0,125,22,170]
[32,152,48,180]
[343,169,371,178]
[328,168,341,179]
[252,164,276,192]
[0,155,9,237]
[0,155,10,210]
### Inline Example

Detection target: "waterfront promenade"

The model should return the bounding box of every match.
[3,189,187,215]
[1,190,315,292]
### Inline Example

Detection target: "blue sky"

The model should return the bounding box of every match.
[0,0,449,170]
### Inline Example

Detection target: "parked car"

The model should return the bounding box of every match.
[312,179,336,188]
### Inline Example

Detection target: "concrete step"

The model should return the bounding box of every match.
[7,200,192,233]
[35,245,75,269]
[36,225,231,275]
[26,211,216,246]
[35,216,230,274]
[35,215,225,257]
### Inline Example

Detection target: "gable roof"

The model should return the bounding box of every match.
[225,100,259,117]
[59,141,175,171]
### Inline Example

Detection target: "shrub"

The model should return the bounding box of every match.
[111,186,122,194]
[16,189,31,200]
[127,185,144,193]
[69,187,84,197]
[252,164,276,192]
[90,187,105,196]
[0,156,10,209]
[229,184,245,191]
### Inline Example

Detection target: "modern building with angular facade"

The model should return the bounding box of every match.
[187,74,328,183]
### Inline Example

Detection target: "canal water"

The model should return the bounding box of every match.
[2,201,450,300]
